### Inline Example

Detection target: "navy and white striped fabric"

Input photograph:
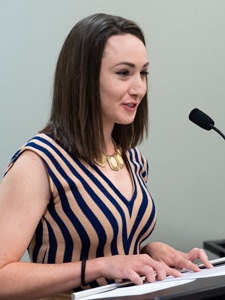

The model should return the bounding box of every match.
[7,133,156,298]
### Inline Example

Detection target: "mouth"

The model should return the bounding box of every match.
[123,102,138,113]
[123,102,138,109]
[126,103,136,108]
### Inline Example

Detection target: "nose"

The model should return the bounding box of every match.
[128,75,147,101]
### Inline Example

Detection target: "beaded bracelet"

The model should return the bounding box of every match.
[81,258,87,286]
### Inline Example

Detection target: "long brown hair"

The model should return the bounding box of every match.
[40,13,148,164]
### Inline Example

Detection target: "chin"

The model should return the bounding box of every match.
[116,120,134,125]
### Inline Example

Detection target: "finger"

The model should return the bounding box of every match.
[186,248,206,261]
[165,266,183,278]
[179,260,201,272]
[135,265,158,283]
[145,270,158,283]
[152,265,167,281]
[147,262,171,281]
[197,249,214,268]
[128,271,144,285]
[187,248,213,269]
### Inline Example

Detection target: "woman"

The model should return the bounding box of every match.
[0,13,212,300]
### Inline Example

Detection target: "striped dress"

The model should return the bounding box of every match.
[7,133,156,299]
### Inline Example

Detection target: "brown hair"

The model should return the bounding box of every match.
[40,13,148,163]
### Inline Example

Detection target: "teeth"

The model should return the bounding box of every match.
[127,103,135,107]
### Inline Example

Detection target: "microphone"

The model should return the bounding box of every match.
[189,108,225,140]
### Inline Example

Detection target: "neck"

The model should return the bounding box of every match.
[103,135,115,155]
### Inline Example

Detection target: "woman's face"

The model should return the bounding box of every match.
[99,34,149,130]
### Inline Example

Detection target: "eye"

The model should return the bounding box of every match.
[116,70,130,77]
[140,70,149,78]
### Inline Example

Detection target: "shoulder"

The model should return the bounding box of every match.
[5,133,62,174]
[4,145,49,187]
[127,147,148,165]
[2,147,50,211]
[127,147,149,180]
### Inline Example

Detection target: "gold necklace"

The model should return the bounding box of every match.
[95,140,124,171]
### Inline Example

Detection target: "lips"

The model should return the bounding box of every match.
[123,102,138,111]
[124,102,137,108]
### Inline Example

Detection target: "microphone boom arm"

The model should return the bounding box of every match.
[210,124,225,140]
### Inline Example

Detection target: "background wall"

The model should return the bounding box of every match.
[0,0,224,261]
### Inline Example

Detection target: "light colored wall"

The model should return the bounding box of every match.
[1,0,224,262]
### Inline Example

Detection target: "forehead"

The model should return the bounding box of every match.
[102,34,148,62]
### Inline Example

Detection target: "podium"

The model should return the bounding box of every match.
[100,274,225,300]
[204,239,225,257]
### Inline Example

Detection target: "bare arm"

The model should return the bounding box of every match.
[0,150,91,299]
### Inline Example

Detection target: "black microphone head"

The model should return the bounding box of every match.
[189,108,215,130]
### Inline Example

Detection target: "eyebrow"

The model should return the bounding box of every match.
[115,62,149,68]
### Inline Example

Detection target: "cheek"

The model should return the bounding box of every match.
[100,81,120,102]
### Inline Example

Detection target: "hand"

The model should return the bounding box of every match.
[99,254,182,285]
[142,242,214,272]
